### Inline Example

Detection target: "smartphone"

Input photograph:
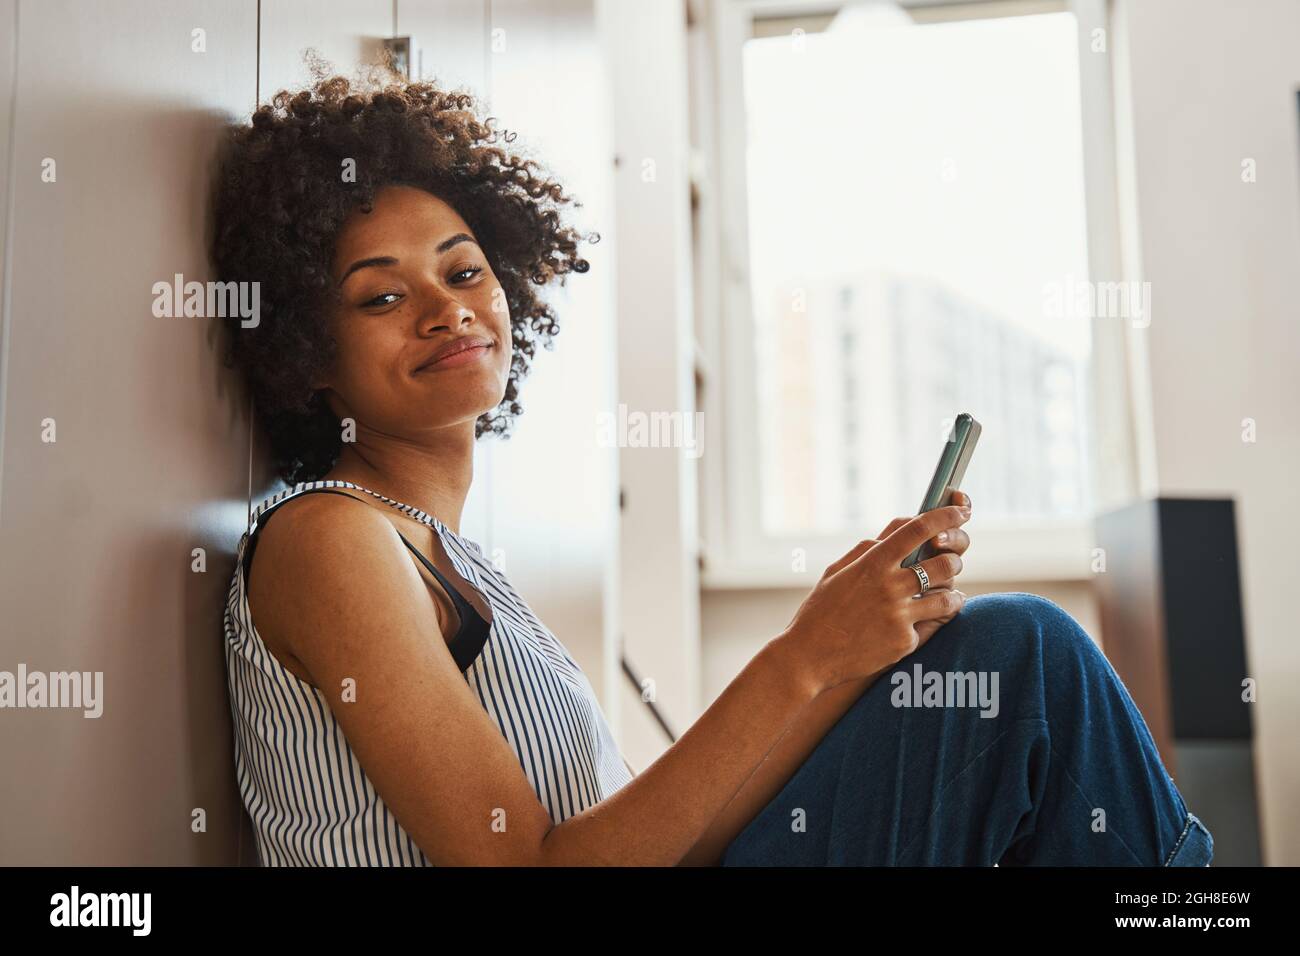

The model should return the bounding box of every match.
[899,413,981,568]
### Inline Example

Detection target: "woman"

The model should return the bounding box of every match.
[212,74,1212,867]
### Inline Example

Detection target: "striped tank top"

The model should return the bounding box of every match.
[223,479,634,866]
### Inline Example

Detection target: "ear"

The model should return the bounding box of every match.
[309,357,334,392]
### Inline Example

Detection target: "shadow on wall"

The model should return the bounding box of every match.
[1,83,255,862]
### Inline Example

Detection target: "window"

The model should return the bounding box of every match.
[697,0,1128,584]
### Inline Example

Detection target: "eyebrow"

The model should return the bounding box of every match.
[337,233,480,285]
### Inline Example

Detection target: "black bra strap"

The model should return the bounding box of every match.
[242,487,489,673]
[391,531,491,672]
[393,531,479,620]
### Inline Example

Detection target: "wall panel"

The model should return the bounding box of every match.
[0,0,258,864]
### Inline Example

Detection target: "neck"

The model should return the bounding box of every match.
[323,421,476,535]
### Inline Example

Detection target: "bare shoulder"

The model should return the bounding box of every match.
[255,490,392,552]
[249,490,398,594]
[246,491,451,678]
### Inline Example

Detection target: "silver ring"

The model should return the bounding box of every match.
[909,563,930,593]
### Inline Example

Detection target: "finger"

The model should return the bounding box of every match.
[871,504,971,568]
[877,516,910,539]
[927,527,970,557]
[907,587,966,622]
[824,538,877,578]
[907,583,954,607]
[948,490,971,510]
[899,551,963,595]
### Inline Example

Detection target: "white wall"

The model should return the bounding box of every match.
[598,0,703,769]
[1113,0,1300,865]
[0,0,257,865]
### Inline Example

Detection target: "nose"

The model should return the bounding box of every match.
[418,299,476,336]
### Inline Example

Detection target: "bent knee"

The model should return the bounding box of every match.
[967,590,1066,621]
[943,592,1099,668]
[961,592,1071,629]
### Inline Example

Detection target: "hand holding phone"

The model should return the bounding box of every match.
[899,413,981,568]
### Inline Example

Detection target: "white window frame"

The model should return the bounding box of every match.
[693,0,1140,588]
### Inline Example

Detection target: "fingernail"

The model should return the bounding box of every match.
[935,531,948,544]
[959,506,971,517]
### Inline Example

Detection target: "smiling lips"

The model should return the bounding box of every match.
[413,335,494,373]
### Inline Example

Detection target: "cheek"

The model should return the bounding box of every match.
[495,341,513,377]
[333,325,403,394]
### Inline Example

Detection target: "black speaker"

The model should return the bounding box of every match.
[1095,497,1262,866]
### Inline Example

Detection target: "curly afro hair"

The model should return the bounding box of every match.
[210,69,592,484]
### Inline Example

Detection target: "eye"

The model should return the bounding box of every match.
[451,266,483,283]
[362,292,402,308]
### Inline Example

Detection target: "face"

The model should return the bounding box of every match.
[317,184,511,440]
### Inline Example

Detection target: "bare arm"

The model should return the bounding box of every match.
[252,493,821,866]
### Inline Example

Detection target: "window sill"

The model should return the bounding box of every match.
[701,523,1097,589]
[702,563,1094,590]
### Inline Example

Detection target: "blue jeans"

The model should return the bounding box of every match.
[722,593,1214,866]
